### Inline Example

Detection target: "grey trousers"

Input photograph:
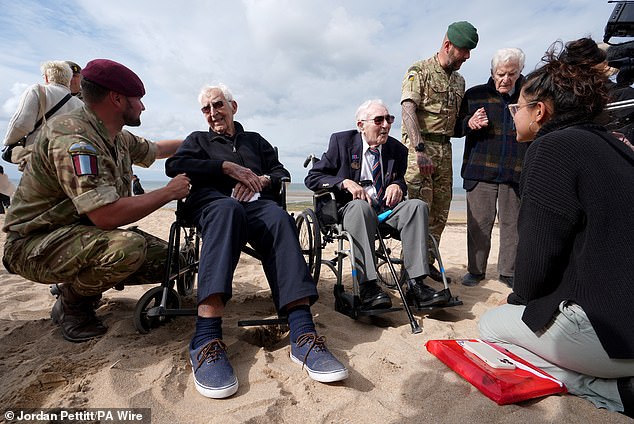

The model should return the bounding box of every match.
[479,302,634,412]
[466,181,520,276]
[340,199,430,283]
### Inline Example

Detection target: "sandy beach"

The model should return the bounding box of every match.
[0,208,628,424]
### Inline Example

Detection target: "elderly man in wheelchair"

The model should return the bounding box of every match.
[165,83,347,399]
[305,99,453,315]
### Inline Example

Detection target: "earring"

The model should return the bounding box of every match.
[528,121,539,134]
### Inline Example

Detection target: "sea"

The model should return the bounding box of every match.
[136,180,467,212]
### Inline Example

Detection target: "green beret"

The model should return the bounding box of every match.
[447,21,478,49]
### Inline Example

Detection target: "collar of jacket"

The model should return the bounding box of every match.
[207,121,245,142]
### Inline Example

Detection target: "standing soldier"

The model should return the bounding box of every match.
[400,21,478,283]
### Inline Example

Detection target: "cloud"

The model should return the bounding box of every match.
[0,0,618,183]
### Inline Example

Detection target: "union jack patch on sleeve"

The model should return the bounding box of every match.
[68,141,99,176]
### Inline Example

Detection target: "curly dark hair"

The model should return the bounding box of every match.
[522,37,609,126]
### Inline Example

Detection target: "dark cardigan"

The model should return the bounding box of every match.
[456,76,527,188]
[509,121,634,359]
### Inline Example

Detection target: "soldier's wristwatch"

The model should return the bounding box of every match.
[414,142,426,152]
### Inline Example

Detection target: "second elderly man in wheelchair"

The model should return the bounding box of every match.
[305,99,453,313]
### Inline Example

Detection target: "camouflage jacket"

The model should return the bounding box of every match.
[400,54,465,147]
[3,106,156,238]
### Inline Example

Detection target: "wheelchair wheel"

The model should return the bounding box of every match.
[376,237,404,289]
[134,286,181,334]
[296,209,321,283]
[177,233,198,296]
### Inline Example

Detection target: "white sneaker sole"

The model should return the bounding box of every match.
[191,366,239,399]
[290,353,349,383]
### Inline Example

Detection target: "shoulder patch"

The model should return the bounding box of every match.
[68,141,99,176]
[407,65,422,74]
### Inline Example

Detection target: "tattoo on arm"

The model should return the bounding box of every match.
[401,101,423,146]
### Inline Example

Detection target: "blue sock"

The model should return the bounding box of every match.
[287,305,316,343]
[191,316,222,349]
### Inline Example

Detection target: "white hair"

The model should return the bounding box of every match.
[491,48,525,73]
[355,99,388,123]
[198,83,234,105]
[40,60,72,87]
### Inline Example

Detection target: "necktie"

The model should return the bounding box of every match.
[368,147,383,208]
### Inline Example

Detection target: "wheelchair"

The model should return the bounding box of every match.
[132,179,291,334]
[295,189,462,334]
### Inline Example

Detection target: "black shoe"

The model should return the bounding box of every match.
[50,284,107,343]
[407,281,450,308]
[359,281,392,310]
[428,265,451,284]
[462,272,485,287]
[499,275,514,288]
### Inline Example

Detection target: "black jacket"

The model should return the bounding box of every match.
[304,130,408,209]
[510,122,634,359]
[165,122,289,213]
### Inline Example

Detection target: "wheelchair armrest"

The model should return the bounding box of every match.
[313,190,339,226]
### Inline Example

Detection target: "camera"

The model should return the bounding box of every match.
[604,1,634,43]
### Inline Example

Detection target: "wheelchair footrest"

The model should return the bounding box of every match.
[238,317,288,327]
[410,296,463,313]
[334,288,402,320]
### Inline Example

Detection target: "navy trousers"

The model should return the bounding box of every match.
[193,197,318,312]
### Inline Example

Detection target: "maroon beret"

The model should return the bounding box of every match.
[81,59,145,97]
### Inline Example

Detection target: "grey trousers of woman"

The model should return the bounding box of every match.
[479,302,634,412]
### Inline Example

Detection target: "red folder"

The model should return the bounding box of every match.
[426,339,567,405]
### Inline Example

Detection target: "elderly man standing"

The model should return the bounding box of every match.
[401,21,479,283]
[165,83,348,399]
[2,59,190,342]
[3,60,84,169]
[305,99,450,310]
[455,48,527,288]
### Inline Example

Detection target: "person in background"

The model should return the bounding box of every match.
[478,38,634,417]
[165,83,348,400]
[400,21,479,283]
[0,165,15,214]
[132,174,145,195]
[305,99,449,310]
[3,60,84,169]
[455,48,527,288]
[2,59,189,343]
[66,61,83,99]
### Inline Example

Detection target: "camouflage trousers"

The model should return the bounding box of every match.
[3,225,167,297]
[405,140,453,261]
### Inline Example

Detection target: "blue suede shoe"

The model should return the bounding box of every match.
[290,333,348,383]
[189,339,238,399]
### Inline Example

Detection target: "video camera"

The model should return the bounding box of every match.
[604,1,634,43]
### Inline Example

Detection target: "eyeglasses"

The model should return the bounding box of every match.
[362,115,395,125]
[201,100,225,114]
[508,102,537,117]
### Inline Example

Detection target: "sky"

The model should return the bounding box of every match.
[0,0,623,185]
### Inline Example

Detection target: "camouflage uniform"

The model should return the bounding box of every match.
[2,106,164,297]
[401,55,465,248]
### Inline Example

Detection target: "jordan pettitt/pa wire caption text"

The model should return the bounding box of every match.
[4,408,151,423]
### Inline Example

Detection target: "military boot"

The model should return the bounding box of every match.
[50,283,107,342]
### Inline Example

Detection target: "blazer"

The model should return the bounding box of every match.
[305,130,408,209]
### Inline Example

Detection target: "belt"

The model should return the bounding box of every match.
[422,133,450,143]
